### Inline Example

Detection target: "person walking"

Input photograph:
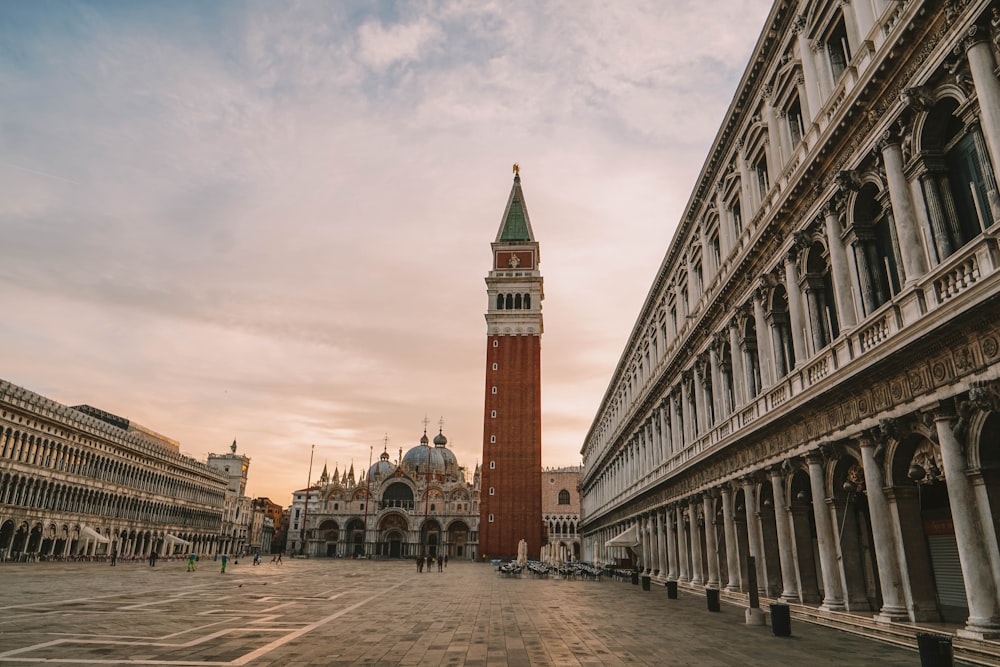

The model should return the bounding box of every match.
[187,552,197,572]
[110,550,117,566]
[276,551,283,565]
[417,555,424,572]
[437,555,443,572]
[220,553,229,574]
[443,554,448,569]
[149,551,157,567]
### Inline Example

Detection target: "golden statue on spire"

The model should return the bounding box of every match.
[512,163,520,175]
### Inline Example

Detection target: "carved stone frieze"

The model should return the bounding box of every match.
[970,379,1000,413]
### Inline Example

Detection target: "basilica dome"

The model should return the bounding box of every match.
[435,430,458,470]
[401,432,446,476]
[368,449,397,481]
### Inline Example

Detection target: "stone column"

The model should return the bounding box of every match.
[796,19,823,124]
[661,401,673,458]
[687,253,701,307]
[823,203,857,328]
[709,344,724,419]
[638,516,649,574]
[741,478,767,597]
[689,498,704,585]
[880,136,928,283]
[806,452,846,610]
[752,287,774,389]
[965,27,1000,191]
[656,510,667,577]
[665,505,679,581]
[693,362,708,434]
[703,493,721,589]
[700,224,716,284]
[677,505,690,583]
[857,435,909,621]
[769,466,799,602]
[681,371,694,443]
[672,393,683,452]
[933,407,1000,637]
[851,0,875,38]
[919,171,955,261]
[762,87,785,169]
[716,184,733,257]
[783,251,807,367]
[721,485,741,591]
[728,319,747,407]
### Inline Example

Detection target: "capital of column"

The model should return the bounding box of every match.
[962,23,990,52]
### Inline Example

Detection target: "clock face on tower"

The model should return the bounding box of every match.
[496,251,532,270]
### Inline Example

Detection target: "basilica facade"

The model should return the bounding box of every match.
[289,428,481,559]
[580,0,1000,655]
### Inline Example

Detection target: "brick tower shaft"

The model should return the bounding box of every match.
[478,167,544,560]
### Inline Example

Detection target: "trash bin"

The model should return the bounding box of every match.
[641,575,651,591]
[706,588,720,612]
[916,633,953,667]
[666,580,678,599]
[770,603,791,637]
[631,570,639,585]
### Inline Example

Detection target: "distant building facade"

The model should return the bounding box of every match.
[580,0,1000,651]
[479,170,545,560]
[207,441,253,555]
[253,497,285,553]
[542,466,582,562]
[291,429,481,559]
[0,378,227,560]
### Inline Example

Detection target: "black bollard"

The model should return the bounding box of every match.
[770,603,791,636]
[666,580,678,599]
[916,633,953,667]
[706,587,721,612]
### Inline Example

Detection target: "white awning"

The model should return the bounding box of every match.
[80,526,110,544]
[165,534,191,547]
[604,524,640,548]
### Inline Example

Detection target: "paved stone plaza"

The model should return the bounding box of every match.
[0,559,954,666]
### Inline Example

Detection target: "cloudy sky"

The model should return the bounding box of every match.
[0,0,772,503]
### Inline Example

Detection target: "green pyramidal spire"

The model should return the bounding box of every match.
[496,169,535,242]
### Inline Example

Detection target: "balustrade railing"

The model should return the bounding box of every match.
[586,236,1000,519]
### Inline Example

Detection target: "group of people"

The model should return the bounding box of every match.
[415,554,447,572]
[110,549,288,572]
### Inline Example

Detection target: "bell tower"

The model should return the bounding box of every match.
[478,165,544,560]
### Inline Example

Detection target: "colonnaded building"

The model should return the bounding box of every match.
[542,466,583,563]
[0,378,228,560]
[288,428,481,559]
[580,0,1000,657]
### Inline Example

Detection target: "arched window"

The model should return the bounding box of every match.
[514,293,522,309]
[496,294,504,310]
[742,318,762,398]
[850,183,899,315]
[803,241,839,350]
[505,294,513,309]
[769,285,794,378]
[524,293,531,309]
[920,97,996,260]
[557,489,570,505]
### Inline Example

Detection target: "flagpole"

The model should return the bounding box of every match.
[300,444,315,556]
[363,443,373,557]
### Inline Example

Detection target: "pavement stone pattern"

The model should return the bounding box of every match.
[0,559,957,666]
